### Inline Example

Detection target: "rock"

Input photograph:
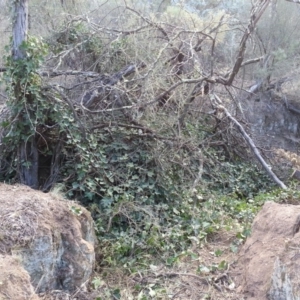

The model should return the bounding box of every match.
[0,255,39,300]
[235,201,300,299]
[268,257,294,300]
[0,183,96,293]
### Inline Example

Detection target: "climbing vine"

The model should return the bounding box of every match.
[0,37,69,187]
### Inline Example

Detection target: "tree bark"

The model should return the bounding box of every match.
[12,0,39,189]
[12,0,28,60]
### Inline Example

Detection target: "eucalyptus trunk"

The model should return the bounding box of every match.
[13,0,39,189]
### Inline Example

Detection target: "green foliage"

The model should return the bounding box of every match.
[62,127,166,204]
[198,260,228,275]
[207,160,274,198]
[91,164,273,270]
[0,36,78,186]
[0,37,49,180]
[5,37,47,74]
[252,184,300,205]
[0,6,291,296]
[54,106,275,271]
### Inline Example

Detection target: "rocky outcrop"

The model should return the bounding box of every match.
[244,92,300,148]
[268,257,295,300]
[236,201,300,299]
[0,183,96,294]
[0,255,39,300]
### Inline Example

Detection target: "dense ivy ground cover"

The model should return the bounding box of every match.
[1,12,298,299]
[0,31,278,269]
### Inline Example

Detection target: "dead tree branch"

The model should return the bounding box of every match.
[39,70,100,78]
[285,0,300,3]
[226,0,271,86]
[211,93,287,189]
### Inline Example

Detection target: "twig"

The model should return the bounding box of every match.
[39,70,100,78]
[0,92,8,99]
[51,86,87,139]
[226,1,271,85]
[171,287,187,299]
[160,272,209,285]
[285,0,300,4]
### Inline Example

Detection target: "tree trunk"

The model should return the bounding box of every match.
[13,0,39,189]
[12,0,28,60]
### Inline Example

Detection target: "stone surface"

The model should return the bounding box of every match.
[235,201,300,300]
[0,183,96,293]
[0,255,39,300]
[268,258,295,300]
[244,92,300,149]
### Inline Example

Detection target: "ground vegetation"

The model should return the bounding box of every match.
[1,0,300,298]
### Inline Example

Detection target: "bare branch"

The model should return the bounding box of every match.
[211,93,287,189]
[241,56,263,67]
[178,81,204,128]
[51,86,86,139]
[90,23,151,36]
[80,76,207,113]
[193,14,226,52]
[0,92,8,99]
[80,63,145,109]
[226,0,271,86]
[125,5,170,41]
[285,0,300,3]
[223,57,263,78]
[39,70,100,78]
[91,121,177,141]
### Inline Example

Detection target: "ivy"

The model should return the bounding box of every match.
[0,25,279,279]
